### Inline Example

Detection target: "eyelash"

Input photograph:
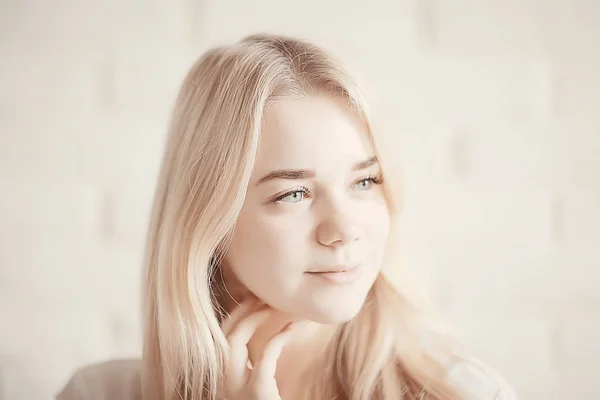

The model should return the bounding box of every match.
[272,175,384,203]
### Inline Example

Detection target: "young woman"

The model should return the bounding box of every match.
[58,34,517,400]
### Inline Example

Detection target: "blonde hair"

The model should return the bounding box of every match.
[142,33,464,400]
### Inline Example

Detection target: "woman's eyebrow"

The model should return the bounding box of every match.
[352,155,378,171]
[255,169,315,185]
[255,155,379,186]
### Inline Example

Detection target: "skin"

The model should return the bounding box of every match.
[220,93,391,398]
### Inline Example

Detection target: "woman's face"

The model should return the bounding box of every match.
[224,94,391,324]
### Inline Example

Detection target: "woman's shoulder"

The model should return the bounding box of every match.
[446,356,518,400]
[55,355,516,400]
[56,358,142,400]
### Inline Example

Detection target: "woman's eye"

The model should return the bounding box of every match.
[275,189,308,203]
[355,176,381,191]
[356,179,372,191]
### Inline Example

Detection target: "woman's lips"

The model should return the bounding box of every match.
[306,266,362,284]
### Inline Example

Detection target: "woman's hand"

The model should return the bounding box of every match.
[219,298,297,400]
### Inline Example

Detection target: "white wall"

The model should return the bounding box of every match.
[1,1,599,398]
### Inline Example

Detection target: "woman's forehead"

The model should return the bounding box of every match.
[254,95,374,172]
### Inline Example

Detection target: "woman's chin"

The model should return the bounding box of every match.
[305,301,366,325]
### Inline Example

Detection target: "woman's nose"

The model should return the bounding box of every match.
[316,207,361,247]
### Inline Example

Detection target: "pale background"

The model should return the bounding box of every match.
[1,1,599,399]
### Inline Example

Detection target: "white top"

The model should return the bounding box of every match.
[56,357,517,399]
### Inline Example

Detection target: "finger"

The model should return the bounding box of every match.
[252,322,296,385]
[226,308,273,388]
[221,297,261,336]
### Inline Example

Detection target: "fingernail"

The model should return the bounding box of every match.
[282,322,294,332]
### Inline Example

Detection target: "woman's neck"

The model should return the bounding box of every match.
[246,312,338,399]
[216,276,338,398]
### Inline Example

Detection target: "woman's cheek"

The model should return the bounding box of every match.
[232,226,296,281]
[365,206,391,261]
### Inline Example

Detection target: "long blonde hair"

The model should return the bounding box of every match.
[142,33,464,400]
